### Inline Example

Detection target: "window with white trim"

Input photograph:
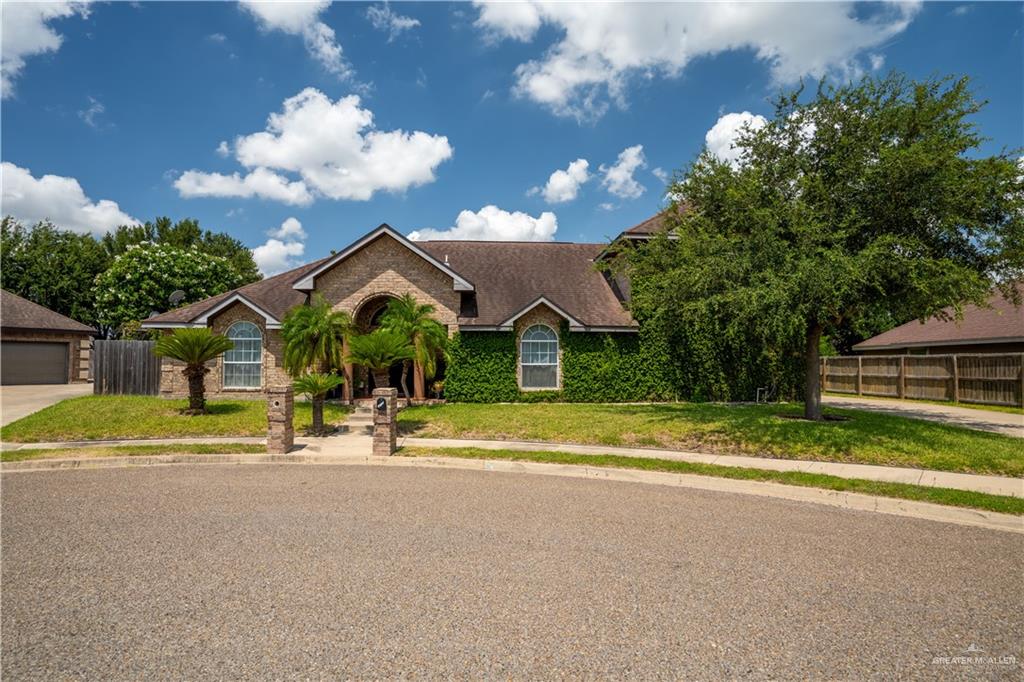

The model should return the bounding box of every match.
[520,324,558,389]
[224,321,262,389]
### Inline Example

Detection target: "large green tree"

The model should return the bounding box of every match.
[0,218,111,328]
[102,217,261,284]
[626,74,1023,420]
[94,243,242,336]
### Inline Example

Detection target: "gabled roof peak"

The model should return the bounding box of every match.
[291,224,474,292]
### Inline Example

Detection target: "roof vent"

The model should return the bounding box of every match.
[444,254,449,265]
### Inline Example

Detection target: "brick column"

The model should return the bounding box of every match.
[372,387,398,456]
[267,387,294,454]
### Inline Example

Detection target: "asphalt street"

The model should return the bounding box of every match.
[2,464,1021,679]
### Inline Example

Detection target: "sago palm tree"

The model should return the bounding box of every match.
[380,293,447,399]
[293,372,346,435]
[281,294,352,374]
[345,329,415,390]
[153,328,234,414]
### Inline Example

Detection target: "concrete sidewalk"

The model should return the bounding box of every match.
[399,436,1024,498]
[823,394,1023,437]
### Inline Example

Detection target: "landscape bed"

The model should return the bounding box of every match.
[398,402,1024,477]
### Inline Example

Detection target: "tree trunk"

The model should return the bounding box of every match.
[184,365,207,414]
[399,360,411,400]
[413,361,426,401]
[804,322,823,421]
[372,370,390,389]
[312,395,324,434]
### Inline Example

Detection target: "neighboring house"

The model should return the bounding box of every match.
[854,284,1024,355]
[142,221,660,402]
[1,289,93,385]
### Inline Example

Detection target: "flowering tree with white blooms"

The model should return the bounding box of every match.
[93,243,241,337]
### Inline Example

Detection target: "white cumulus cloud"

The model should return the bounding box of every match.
[408,205,557,241]
[474,1,921,121]
[530,158,589,204]
[176,88,452,204]
[366,2,420,42]
[252,239,305,277]
[174,167,313,206]
[240,0,351,79]
[271,216,307,240]
[252,216,307,276]
[1,162,138,235]
[600,145,646,200]
[1,1,91,99]
[705,111,768,167]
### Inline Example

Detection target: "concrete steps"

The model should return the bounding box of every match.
[342,406,374,435]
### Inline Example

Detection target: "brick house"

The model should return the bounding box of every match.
[142,220,660,402]
[1,289,93,385]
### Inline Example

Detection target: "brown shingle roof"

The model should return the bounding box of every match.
[622,204,688,236]
[854,284,1024,351]
[143,240,634,330]
[143,256,332,325]
[1,289,94,334]
[417,241,635,328]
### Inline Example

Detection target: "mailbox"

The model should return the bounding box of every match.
[376,397,387,413]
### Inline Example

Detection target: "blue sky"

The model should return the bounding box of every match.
[2,1,1021,275]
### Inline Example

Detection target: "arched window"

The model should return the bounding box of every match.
[224,321,262,388]
[520,324,558,389]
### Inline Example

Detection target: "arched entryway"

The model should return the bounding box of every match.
[347,293,446,402]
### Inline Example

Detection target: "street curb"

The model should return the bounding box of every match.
[400,437,1024,498]
[3,452,1021,534]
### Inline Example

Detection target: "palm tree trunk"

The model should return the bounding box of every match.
[399,360,411,399]
[185,366,206,414]
[312,395,324,434]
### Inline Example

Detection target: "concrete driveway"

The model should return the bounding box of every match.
[3,465,1021,678]
[0,383,92,427]
[823,394,1024,437]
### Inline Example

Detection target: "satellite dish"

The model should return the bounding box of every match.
[168,290,186,306]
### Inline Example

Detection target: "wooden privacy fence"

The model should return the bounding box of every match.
[93,340,160,395]
[821,354,1024,408]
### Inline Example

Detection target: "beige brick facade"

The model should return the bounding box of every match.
[0,330,91,383]
[317,234,460,328]
[159,302,289,400]
[513,304,564,391]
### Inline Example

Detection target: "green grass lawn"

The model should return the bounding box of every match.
[400,446,1024,515]
[2,443,265,462]
[823,392,1024,415]
[0,396,351,443]
[398,402,1024,477]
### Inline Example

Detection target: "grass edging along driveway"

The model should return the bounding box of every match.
[0,396,351,443]
[399,446,1024,516]
[398,403,1024,477]
[1,443,265,463]
[824,392,1024,415]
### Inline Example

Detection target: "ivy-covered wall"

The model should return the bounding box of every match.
[443,331,520,402]
[444,325,676,403]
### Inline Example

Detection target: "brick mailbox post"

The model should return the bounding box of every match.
[267,387,294,454]
[372,387,398,456]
